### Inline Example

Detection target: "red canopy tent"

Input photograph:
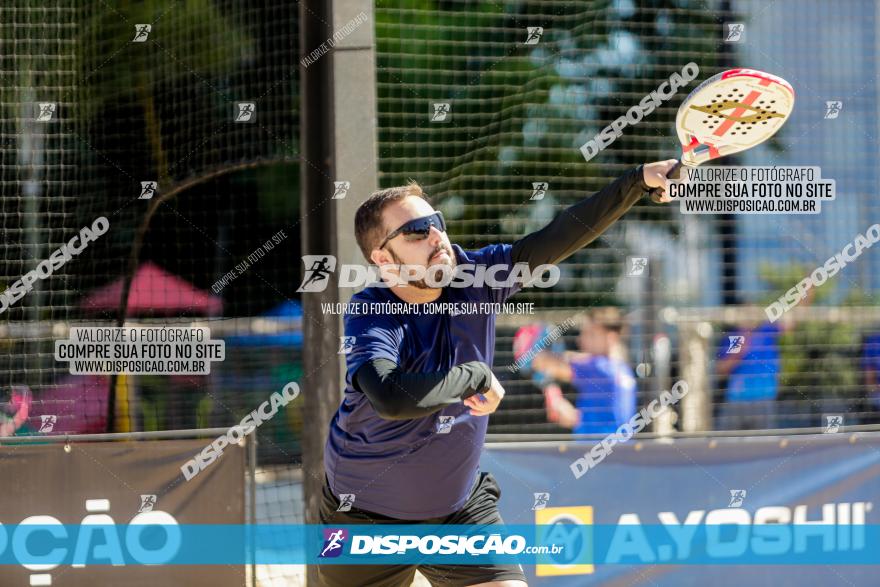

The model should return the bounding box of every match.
[70,262,222,433]
[79,261,222,316]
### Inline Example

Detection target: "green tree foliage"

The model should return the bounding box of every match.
[759,263,861,410]
[375,0,718,307]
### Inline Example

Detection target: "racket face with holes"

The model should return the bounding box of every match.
[675,69,795,167]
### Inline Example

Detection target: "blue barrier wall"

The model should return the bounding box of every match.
[482,432,880,585]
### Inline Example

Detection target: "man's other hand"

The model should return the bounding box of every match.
[464,371,505,416]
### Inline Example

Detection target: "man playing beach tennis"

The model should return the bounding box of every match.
[318,160,677,587]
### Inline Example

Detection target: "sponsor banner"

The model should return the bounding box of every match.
[310,524,577,565]
[0,524,580,566]
[482,432,880,585]
[2,439,244,586]
[7,522,880,566]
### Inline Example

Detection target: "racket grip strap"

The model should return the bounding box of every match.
[648,160,682,203]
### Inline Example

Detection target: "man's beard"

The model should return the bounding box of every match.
[388,245,456,290]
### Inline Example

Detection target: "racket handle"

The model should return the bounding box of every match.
[543,384,563,423]
[648,160,683,203]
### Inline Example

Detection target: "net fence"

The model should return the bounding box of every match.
[1,1,879,585]
[1,0,878,454]
[0,0,877,495]
[0,0,301,442]
[374,0,880,434]
[0,7,303,586]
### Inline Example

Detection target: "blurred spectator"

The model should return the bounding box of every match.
[861,332,880,423]
[715,322,782,430]
[532,308,636,434]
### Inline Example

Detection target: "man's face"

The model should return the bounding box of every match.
[372,196,455,289]
[578,321,613,355]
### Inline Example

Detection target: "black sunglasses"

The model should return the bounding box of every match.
[378,211,446,250]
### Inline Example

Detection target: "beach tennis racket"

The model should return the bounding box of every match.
[649,68,795,202]
[513,323,569,422]
[512,323,565,383]
[512,323,547,369]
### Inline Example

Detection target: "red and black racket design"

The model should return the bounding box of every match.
[650,68,796,202]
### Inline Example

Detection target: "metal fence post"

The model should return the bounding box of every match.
[249,432,257,587]
[679,322,713,431]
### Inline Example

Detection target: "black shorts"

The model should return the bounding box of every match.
[315,471,527,587]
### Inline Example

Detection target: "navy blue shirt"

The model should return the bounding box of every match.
[862,333,880,408]
[322,164,650,519]
[324,243,521,519]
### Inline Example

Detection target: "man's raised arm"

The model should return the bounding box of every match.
[511,161,676,267]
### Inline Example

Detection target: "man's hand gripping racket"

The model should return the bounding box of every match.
[648,68,795,203]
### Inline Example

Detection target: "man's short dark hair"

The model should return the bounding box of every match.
[354,181,427,261]
[584,307,625,334]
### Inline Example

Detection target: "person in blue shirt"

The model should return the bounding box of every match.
[530,308,636,434]
[715,322,782,430]
[860,332,880,423]
[318,160,678,587]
